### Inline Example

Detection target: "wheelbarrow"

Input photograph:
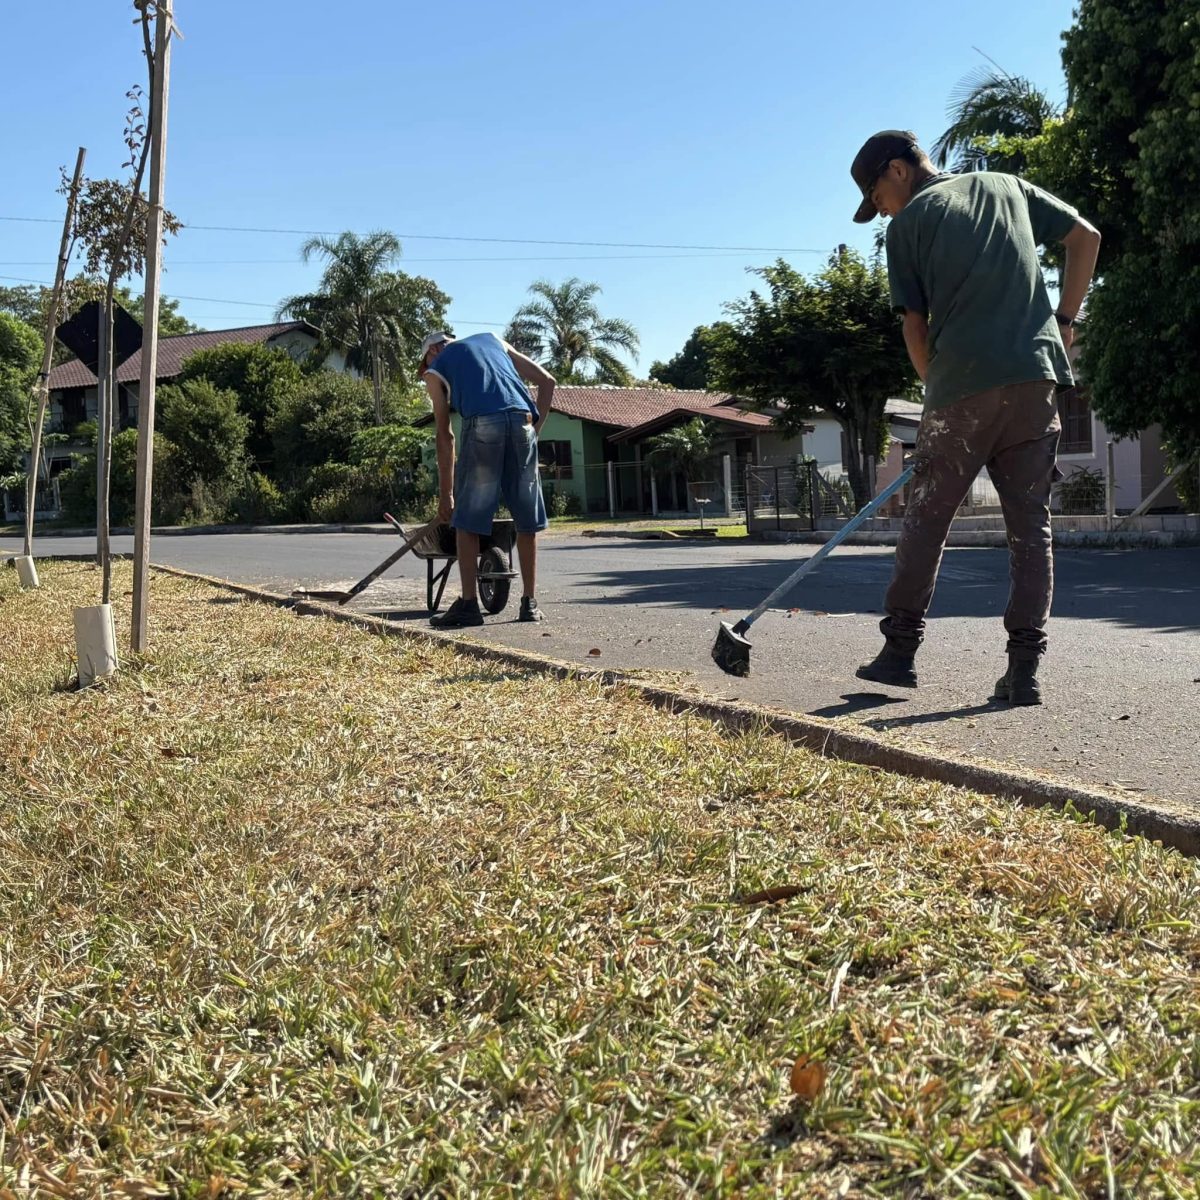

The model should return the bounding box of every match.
[291,514,517,616]
[405,514,517,615]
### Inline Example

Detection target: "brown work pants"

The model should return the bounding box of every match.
[881,380,1061,661]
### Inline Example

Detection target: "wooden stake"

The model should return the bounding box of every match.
[96,301,111,576]
[24,147,86,557]
[131,0,173,653]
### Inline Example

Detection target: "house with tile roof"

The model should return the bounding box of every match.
[7,321,332,521]
[418,385,812,516]
[43,320,327,436]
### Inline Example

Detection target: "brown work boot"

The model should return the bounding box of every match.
[993,654,1042,706]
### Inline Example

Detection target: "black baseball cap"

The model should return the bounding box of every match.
[850,130,919,223]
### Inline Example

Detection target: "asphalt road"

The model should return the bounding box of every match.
[8,527,1198,807]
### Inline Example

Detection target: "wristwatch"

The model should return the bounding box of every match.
[1055,312,1077,328]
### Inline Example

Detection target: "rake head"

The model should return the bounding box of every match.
[712,619,752,677]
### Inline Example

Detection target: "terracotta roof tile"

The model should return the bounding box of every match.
[47,321,320,390]
[607,403,775,443]
[550,387,760,427]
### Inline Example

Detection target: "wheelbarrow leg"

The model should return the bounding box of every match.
[428,559,452,614]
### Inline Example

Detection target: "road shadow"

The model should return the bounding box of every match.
[361,607,436,622]
[809,692,909,718]
[861,700,1009,731]
[567,543,1200,634]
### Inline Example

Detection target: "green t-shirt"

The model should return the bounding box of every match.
[885,171,1079,411]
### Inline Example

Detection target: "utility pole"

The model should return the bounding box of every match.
[131,0,173,652]
[24,147,86,557]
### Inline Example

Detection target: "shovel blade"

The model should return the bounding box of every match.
[712,620,752,677]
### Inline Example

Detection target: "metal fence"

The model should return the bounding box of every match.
[744,462,820,531]
[552,457,746,518]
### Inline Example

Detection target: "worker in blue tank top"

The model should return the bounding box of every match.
[420,331,557,627]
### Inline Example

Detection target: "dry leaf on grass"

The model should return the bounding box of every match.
[789,1055,827,1100]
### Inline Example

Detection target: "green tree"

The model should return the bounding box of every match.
[931,67,1061,173]
[0,313,42,475]
[0,285,44,328]
[267,372,377,491]
[276,230,450,422]
[649,324,733,390]
[505,278,639,384]
[715,250,916,510]
[1054,0,1200,463]
[157,378,249,495]
[177,341,303,470]
[644,417,716,480]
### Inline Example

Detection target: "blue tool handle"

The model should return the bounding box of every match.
[738,463,916,630]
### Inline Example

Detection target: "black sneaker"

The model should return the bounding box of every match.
[519,596,544,623]
[430,597,484,628]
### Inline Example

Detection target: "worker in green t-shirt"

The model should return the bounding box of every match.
[847,130,1100,706]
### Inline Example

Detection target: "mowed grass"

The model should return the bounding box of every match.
[2,562,1199,1199]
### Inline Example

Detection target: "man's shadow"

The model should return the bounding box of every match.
[809,692,1007,726]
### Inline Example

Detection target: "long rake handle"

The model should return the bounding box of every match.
[337,519,438,604]
[736,465,916,631]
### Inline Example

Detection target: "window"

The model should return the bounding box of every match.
[1057,386,1092,454]
[538,440,573,479]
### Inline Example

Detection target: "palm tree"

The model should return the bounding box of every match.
[932,67,1060,174]
[505,278,639,384]
[277,230,449,422]
[643,417,716,512]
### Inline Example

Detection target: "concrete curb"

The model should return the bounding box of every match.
[147,561,1200,859]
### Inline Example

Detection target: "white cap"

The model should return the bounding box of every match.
[420,331,452,357]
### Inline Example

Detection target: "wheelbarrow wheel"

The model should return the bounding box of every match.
[478,546,512,615]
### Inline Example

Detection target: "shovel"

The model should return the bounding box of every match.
[292,518,439,606]
[712,464,915,677]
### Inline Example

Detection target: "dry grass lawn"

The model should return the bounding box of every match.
[1,560,1198,1198]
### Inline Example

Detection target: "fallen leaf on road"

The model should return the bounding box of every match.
[789,1055,827,1100]
[588,648,601,657]
[1110,714,1132,721]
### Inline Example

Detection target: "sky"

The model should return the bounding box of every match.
[2,0,1077,372]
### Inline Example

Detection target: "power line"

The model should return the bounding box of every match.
[0,250,780,267]
[0,273,506,328]
[0,213,823,254]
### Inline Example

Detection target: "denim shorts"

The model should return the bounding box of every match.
[452,409,548,535]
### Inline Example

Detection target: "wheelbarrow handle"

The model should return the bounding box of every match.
[337,519,439,605]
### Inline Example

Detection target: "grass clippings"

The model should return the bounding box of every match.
[2,561,1199,1198]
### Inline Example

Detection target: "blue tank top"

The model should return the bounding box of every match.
[426,332,536,420]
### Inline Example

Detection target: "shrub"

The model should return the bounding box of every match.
[56,430,182,526]
[177,342,303,470]
[545,488,582,518]
[158,378,249,490]
[1056,466,1106,515]
[231,471,288,525]
[268,374,376,491]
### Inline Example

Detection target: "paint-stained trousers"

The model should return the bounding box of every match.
[881,380,1061,661]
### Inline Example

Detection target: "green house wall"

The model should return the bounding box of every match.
[420,412,617,513]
